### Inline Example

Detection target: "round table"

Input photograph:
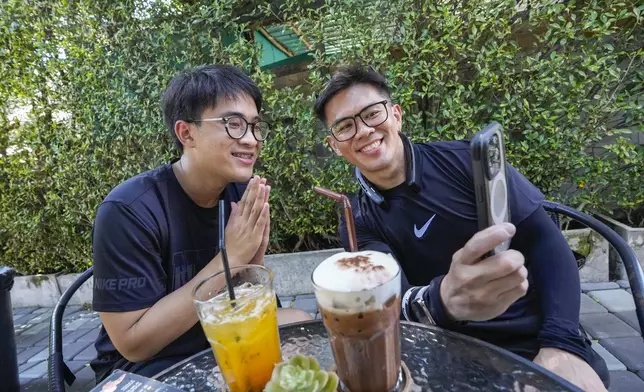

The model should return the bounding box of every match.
[154,320,581,391]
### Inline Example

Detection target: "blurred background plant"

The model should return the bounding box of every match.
[1,0,642,274]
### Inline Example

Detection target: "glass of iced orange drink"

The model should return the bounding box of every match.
[193,265,282,392]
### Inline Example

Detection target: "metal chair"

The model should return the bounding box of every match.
[542,201,644,334]
[48,267,94,392]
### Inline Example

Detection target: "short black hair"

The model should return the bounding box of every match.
[314,63,392,127]
[161,64,262,151]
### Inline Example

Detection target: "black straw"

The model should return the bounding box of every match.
[219,200,236,302]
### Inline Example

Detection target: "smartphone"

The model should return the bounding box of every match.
[471,122,511,256]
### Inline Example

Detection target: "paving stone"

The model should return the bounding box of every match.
[591,342,626,371]
[30,307,50,315]
[75,310,99,318]
[601,337,644,371]
[19,377,35,388]
[66,360,90,374]
[16,331,49,348]
[616,280,630,289]
[608,370,644,392]
[639,370,644,382]
[27,346,49,363]
[63,305,83,317]
[68,365,96,392]
[13,306,38,317]
[21,377,48,391]
[65,328,94,343]
[20,321,50,335]
[580,313,640,339]
[79,317,102,329]
[298,294,315,299]
[614,311,642,334]
[25,309,53,325]
[14,324,32,335]
[78,328,99,343]
[20,360,48,379]
[63,341,93,361]
[12,313,37,326]
[19,360,42,373]
[588,290,636,313]
[580,293,609,314]
[73,344,97,361]
[581,282,619,292]
[292,297,318,314]
[17,346,47,365]
[63,317,93,331]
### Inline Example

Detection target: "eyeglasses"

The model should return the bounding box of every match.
[329,100,389,142]
[191,116,271,141]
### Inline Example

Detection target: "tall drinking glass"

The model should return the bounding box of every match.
[193,265,282,392]
[312,250,402,392]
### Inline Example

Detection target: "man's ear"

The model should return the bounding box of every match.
[326,136,342,156]
[174,120,195,149]
[392,103,403,132]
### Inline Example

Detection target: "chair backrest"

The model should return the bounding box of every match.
[48,267,94,392]
[542,201,644,334]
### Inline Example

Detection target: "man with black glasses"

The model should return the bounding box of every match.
[313,64,608,391]
[90,64,311,383]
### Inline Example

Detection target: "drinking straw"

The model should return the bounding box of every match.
[313,186,358,252]
[219,200,236,302]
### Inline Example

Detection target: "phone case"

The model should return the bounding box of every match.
[471,122,511,256]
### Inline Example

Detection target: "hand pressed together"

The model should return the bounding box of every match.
[224,176,271,266]
[249,177,271,266]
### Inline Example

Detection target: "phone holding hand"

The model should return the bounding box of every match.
[471,122,511,257]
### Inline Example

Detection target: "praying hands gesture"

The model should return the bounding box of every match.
[225,175,271,267]
[249,177,271,266]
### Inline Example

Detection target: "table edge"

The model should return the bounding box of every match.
[401,321,583,392]
[152,319,583,392]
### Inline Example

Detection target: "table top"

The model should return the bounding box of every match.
[154,320,581,392]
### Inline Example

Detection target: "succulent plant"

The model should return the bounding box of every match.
[264,354,339,392]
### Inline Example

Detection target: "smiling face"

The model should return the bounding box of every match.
[175,94,262,184]
[324,83,404,177]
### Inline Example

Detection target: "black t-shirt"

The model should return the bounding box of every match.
[90,161,247,379]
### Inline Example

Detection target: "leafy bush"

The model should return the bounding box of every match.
[1,0,642,274]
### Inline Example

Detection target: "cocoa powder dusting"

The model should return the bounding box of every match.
[336,256,385,273]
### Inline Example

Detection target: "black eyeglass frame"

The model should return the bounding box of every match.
[328,100,389,142]
[189,116,271,142]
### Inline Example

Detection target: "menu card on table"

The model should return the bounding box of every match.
[90,369,183,392]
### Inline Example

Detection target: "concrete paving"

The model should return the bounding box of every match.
[11,287,644,391]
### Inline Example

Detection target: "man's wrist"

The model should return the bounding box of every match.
[439,274,460,322]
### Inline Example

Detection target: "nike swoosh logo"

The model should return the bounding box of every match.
[414,214,436,239]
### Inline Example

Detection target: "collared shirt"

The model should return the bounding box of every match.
[339,139,590,363]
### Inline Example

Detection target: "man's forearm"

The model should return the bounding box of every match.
[118,253,232,362]
[512,208,587,355]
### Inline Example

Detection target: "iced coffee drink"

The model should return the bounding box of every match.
[312,250,402,392]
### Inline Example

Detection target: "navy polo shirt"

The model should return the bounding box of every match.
[90,160,258,381]
[339,139,591,364]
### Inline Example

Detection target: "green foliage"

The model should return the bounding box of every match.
[1,0,642,274]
